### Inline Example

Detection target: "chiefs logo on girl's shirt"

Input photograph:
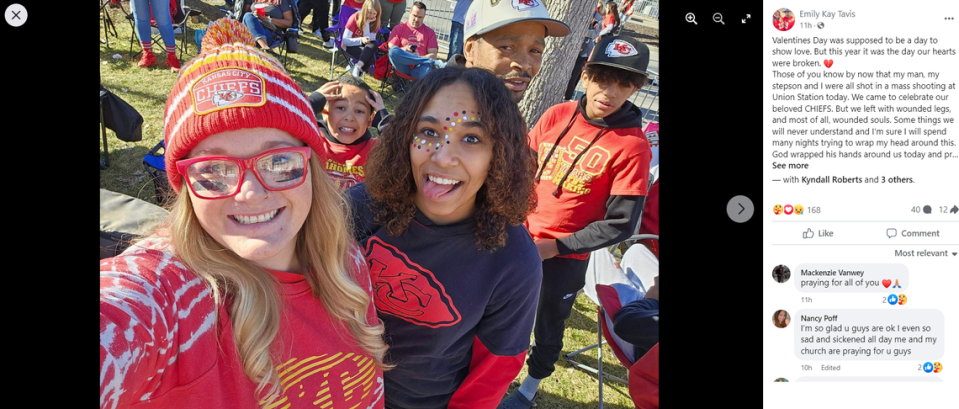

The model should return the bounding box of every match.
[364,237,461,328]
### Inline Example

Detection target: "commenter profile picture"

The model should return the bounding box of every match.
[773,310,791,328]
[773,8,796,31]
[772,265,791,283]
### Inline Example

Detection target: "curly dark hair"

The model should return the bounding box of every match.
[365,67,537,251]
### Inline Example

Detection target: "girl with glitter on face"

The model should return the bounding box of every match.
[344,67,542,409]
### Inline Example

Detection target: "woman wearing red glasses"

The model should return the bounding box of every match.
[99,19,390,409]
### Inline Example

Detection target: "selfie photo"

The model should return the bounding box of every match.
[101,1,661,408]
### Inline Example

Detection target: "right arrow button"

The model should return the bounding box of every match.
[727,195,754,223]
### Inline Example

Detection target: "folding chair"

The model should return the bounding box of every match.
[379,61,417,99]
[101,0,120,48]
[595,283,641,406]
[566,234,659,408]
[100,86,110,169]
[101,82,145,169]
[328,7,391,78]
[629,342,659,409]
[266,0,303,66]
[127,0,196,61]
[327,7,358,78]
[143,141,173,206]
[219,1,302,66]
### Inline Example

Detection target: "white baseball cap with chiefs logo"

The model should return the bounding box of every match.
[587,35,650,75]
[464,0,570,40]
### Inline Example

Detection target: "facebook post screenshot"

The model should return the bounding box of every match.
[101,0,668,408]
[763,1,957,408]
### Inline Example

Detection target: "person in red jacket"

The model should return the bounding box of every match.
[100,19,390,409]
[500,35,652,408]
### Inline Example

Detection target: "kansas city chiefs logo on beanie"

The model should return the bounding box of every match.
[605,40,638,58]
[192,68,266,114]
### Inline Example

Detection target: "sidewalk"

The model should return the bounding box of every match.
[628,15,659,30]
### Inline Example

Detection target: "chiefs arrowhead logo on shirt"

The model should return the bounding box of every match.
[192,67,266,115]
[605,40,638,58]
[365,238,461,328]
[512,0,539,11]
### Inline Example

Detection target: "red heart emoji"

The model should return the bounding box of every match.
[882,279,891,288]
[824,59,834,68]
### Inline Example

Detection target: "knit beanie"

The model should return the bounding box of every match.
[163,18,323,193]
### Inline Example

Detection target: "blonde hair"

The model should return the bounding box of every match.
[356,0,382,35]
[166,153,390,403]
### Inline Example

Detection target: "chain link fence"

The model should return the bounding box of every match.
[631,0,659,20]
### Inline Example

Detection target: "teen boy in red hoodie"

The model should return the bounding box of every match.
[500,35,653,408]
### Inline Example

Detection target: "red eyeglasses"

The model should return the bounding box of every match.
[175,146,312,199]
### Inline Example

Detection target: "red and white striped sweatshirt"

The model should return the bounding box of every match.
[100,236,385,409]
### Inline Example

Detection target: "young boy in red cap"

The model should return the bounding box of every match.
[500,35,653,408]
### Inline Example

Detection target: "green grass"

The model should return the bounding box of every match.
[509,292,636,408]
[101,3,635,406]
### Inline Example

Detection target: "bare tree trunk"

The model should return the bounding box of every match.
[518,0,596,127]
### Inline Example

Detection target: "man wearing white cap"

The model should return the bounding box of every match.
[447,0,570,103]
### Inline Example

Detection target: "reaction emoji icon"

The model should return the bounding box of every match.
[773,204,783,215]
[794,204,804,215]
[882,279,891,288]
[933,362,942,373]
[897,294,907,305]
[887,294,898,305]
[893,279,901,289]
[923,362,934,373]
[784,204,794,215]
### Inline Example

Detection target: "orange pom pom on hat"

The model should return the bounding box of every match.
[162,18,323,192]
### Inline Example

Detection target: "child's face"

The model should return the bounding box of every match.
[327,84,372,144]
[581,70,639,120]
[409,82,492,225]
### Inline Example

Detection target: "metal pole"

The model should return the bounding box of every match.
[101,91,110,168]
[598,308,604,409]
